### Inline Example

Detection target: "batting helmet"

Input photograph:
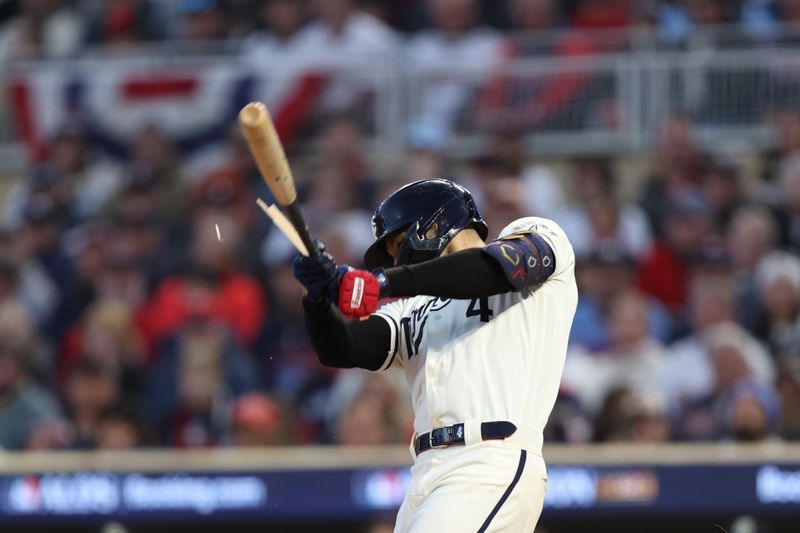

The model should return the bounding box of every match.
[363,179,489,270]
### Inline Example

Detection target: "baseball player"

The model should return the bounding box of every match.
[293,178,577,532]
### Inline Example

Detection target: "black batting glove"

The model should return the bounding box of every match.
[292,240,338,303]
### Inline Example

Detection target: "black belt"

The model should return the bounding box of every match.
[414,421,517,455]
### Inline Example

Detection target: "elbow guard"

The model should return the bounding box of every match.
[482,232,556,291]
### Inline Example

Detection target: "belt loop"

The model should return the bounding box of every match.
[463,419,482,446]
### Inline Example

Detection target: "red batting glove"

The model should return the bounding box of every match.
[338,268,381,318]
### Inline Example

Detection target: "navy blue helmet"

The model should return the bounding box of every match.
[363,179,489,270]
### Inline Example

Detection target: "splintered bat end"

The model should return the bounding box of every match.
[239,102,267,126]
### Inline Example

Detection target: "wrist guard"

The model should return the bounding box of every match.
[371,268,391,298]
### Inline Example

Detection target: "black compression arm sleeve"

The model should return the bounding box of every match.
[303,247,521,369]
[302,298,393,371]
[384,247,513,299]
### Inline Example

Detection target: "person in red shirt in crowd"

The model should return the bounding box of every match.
[143,234,265,350]
[142,170,266,350]
[145,300,259,447]
[84,0,165,47]
[571,0,633,30]
[636,193,713,314]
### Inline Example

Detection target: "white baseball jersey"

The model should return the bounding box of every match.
[373,216,577,451]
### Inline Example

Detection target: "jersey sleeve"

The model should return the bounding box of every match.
[498,217,576,283]
[371,298,411,371]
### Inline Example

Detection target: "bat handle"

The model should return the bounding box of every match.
[284,203,319,257]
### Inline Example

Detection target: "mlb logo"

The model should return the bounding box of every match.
[6,476,42,513]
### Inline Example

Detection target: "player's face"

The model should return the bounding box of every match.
[384,223,440,265]
[385,231,406,263]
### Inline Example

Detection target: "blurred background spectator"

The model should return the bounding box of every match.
[408,0,508,132]
[592,386,671,443]
[563,289,669,414]
[3,0,800,452]
[0,304,60,450]
[229,391,289,446]
[84,0,166,48]
[0,0,85,62]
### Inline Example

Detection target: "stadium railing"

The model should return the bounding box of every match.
[5,23,800,161]
[2,48,798,162]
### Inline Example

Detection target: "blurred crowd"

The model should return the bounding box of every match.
[4,0,800,147]
[3,107,800,451]
[1,0,800,454]
[0,112,416,451]
[4,0,800,64]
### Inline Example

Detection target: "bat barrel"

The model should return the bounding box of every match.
[238,102,298,207]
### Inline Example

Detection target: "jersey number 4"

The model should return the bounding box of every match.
[466,297,493,322]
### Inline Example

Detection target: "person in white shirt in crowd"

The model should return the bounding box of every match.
[241,0,317,115]
[563,289,669,415]
[407,0,510,131]
[4,128,123,227]
[728,205,780,331]
[754,250,800,355]
[244,0,397,126]
[665,277,775,411]
[0,0,85,62]
[555,158,653,261]
[300,0,398,114]
[242,0,310,64]
[679,323,779,441]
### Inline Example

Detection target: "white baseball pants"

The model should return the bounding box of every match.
[394,441,547,533]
